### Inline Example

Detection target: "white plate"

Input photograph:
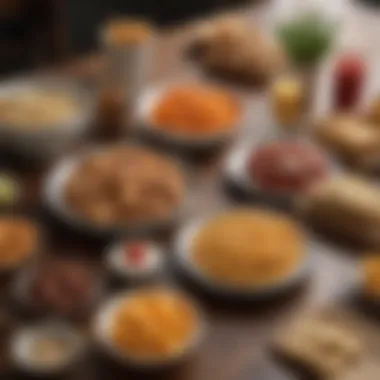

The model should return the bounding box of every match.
[173,219,310,299]
[43,145,188,237]
[135,83,242,150]
[224,143,296,207]
[93,289,205,369]
[224,140,333,208]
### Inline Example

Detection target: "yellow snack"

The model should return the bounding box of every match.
[111,289,198,359]
[192,209,304,288]
[362,256,380,297]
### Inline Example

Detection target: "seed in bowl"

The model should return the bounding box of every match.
[0,217,39,270]
[150,85,240,136]
[110,288,200,360]
[64,146,185,227]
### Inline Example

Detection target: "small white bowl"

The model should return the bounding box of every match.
[173,219,310,299]
[105,240,164,282]
[43,145,188,237]
[0,77,94,159]
[11,322,85,376]
[93,289,205,369]
[135,83,242,150]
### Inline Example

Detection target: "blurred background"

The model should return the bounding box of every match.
[0,0,251,76]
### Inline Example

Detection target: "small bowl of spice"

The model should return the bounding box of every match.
[11,322,85,376]
[106,240,164,283]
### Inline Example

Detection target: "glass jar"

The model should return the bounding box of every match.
[95,19,154,140]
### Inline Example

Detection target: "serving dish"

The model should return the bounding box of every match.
[11,322,85,376]
[43,144,189,237]
[224,139,331,209]
[93,289,205,369]
[135,82,243,150]
[173,218,311,299]
[0,76,94,158]
[105,240,164,282]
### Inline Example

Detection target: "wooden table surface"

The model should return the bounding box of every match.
[4,1,380,379]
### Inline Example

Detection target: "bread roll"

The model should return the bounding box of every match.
[299,175,380,246]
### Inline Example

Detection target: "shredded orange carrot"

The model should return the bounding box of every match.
[151,85,240,135]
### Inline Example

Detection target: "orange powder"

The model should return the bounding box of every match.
[151,85,240,135]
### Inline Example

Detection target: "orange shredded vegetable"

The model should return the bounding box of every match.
[151,85,240,135]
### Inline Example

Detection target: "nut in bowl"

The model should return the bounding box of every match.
[93,287,205,369]
[0,77,93,158]
[44,144,187,236]
[174,209,309,298]
[136,83,242,149]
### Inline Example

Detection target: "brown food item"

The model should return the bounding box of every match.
[103,19,153,46]
[29,260,95,316]
[299,175,380,246]
[0,217,39,268]
[151,85,240,135]
[111,288,198,359]
[274,318,362,379]
[361,256,380,298]
[188,17,286,85]
[366,96,380,126]
[192,209,304,288]
[64,146,185,227]
[314,114,380,168]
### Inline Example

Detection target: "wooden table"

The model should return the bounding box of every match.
[4,1,380,379]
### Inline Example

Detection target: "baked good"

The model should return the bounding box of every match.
[299,175,380,246]
[192,209,304,288]
[187,17,286,86]
[274,318,362,379]
[111,288,198,359]
[314,114,380,168]
[64,146,185,227]
[248,141,327,193]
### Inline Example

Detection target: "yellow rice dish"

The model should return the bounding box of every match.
[192,209,304,288]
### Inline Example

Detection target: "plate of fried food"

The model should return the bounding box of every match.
[136,82,243,150]
[93,287,205,369]
[0,77,93,158]
[174,208,310,298]
[44,144,187,237]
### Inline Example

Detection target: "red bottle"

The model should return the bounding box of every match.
[333,54,366,110]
